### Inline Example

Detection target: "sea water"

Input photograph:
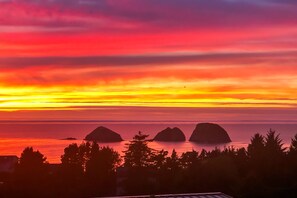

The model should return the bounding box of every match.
[0,121,296,163]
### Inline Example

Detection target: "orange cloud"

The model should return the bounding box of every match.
[0,0,297,120]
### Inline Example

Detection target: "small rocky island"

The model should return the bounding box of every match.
[189,123,231,144]
[85,126,123,142]
[153,127,186,142]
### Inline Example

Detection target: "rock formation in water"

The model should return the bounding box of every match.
[85,126,123,142]
[189,123,231,144]
[153,127,186,142]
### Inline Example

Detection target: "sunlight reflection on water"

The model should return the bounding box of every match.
[0,138,251,163]
[0,123,295,163]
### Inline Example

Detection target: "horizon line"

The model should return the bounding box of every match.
[0,119,297,124]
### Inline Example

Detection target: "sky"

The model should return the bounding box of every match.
[0,0,296,122]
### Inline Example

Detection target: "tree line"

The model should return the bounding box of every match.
[1,129,297,197]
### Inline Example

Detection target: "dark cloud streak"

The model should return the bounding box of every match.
[1,0,297,33]
[0,51,296,68]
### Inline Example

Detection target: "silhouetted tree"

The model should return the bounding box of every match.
[124,131,154,168]
[86,142,121,196]
[3,130,297,198]
[234,147,248,176]
[152,149,168,170]
[13,147,48,197]
[263,130,286,183]
[180,150,199,169]
[286,134,297,189]
[288,134,297,156]
[166,149,181,172]
[248,133,265,159]
[245,133,267,196]
[244,130,289,197]
[179,150,201,192]
[247,133,266,175]
[151,149,168,193]
[61,142,92,170]
[60,143,87,196]
[123,132,156,195]
[199,149,207,160]
[265,129,285,156]
[158,149,182,194]
[202,154,239,195]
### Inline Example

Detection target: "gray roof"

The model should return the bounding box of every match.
[101,192,232,198]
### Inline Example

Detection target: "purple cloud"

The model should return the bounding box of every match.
[1,0,297,33]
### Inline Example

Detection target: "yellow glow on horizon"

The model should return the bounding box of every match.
[0,61,296,112]
[0,76,296,111]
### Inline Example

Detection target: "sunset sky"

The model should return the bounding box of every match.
[0,0,296,121]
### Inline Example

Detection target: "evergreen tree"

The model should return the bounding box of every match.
[123,132,156,195]
[124,131,154,168]
[289,134,297,154]
[247,133,265,160]
[264,129,285,156]
[286,134,297,187]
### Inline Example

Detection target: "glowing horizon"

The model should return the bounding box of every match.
[0,0,297,121]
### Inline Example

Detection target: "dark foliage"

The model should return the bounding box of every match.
[1,130,297,197]
[12,147,49,197]
[86,144,121,196]
[124,131,154,168]
[122,132,157,195]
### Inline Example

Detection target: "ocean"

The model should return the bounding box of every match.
[0,121,296,163]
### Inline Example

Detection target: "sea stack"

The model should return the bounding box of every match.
[85,126,123,142]
[153,127,186,142]
[189,123,231,144]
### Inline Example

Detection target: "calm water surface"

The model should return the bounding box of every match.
[0,122,296,163]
